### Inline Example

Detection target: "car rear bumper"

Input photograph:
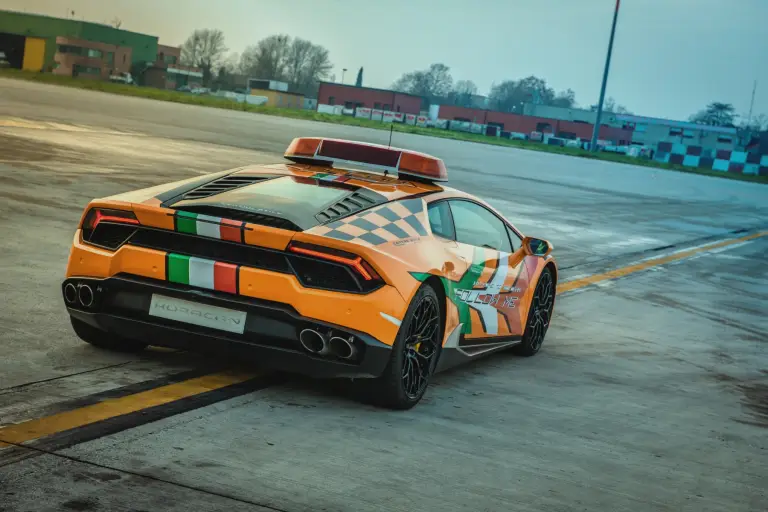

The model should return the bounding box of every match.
[63,275,392,379]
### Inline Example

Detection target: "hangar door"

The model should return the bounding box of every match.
[22,37,46,71]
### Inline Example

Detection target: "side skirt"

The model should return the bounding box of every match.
[434,323,521,373]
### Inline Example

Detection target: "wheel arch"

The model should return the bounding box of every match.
[544,260,558,287]
[422,275,447,335]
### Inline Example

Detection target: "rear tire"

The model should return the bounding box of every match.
[70,317,148,353]
[514,267,555,357]
[364,283,443,410]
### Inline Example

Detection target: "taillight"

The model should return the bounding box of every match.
[81,208,139,249]
[288,241,381,282]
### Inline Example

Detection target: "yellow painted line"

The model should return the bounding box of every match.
[0,370,255,446]
[0,117,49,129]
[558,231,767,294]
[0,231,763,449]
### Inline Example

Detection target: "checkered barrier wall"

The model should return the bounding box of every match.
[653,142,768,176]
[311,198,428,248]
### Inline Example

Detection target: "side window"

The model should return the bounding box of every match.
[506,225,522,252]
[449,200,512,252]
[427,201,455,240]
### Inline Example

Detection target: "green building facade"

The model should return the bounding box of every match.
[0,10,158,71]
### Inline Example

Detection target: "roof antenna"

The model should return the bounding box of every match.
[388,123,394,148]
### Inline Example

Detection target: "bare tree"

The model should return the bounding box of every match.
[298,43,332,94]
[284,38,314,85]
[181,29,228,87]
[392,63,453,102]
[551,88,576,108]
[111,17,122,29]
[239,35,333,96]
[489,76,578,112]
[689,102,737,126]
[447,80,478,107]
[239,34,291,81]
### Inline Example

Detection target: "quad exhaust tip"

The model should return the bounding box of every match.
[300,328,359,360]
[64,283,78,304]
[299,329,331,356]
[78,284,94,308]
[329,336,357,360]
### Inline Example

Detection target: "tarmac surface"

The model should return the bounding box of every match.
[0,79,766,511]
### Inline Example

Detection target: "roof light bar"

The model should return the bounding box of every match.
[284,137,448,182]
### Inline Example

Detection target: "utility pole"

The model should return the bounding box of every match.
[590,0,621,152]
[341,68,347,84]
[746,79,757,128]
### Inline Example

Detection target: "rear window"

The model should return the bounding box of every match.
[228,176,349,209]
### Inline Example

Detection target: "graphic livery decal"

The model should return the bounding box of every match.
[311,172,351,183]
[173,211,246,243]
[166,253,239,294]
[312,198,428,247]
[411,247,526,337]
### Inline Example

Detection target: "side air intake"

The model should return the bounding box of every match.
[315,190,382,224]
[182,175,270,200]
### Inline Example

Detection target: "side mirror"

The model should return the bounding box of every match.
[522,236,552,257]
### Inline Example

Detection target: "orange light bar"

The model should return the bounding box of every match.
[284,137,322,158]
[283,137,448,182]
[398,150,448,182]
[289,244,375,281]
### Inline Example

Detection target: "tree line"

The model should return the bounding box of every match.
[390,62,631,114]
[179,30,766,132]
[179,29,334,96]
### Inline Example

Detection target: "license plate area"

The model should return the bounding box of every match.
[148,294,247,334]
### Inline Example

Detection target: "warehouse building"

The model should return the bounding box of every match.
[0,9,192,86]
[317,82,423,114]
[522,103,738,152]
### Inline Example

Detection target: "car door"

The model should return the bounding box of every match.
[426,199,469,282]
[445,199,531,343]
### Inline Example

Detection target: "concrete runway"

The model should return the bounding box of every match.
[0,79,766,511]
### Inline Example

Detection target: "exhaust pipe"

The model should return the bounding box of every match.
[329,336,357,360]
[64,283,78,304]
[78,284,94,308]
[299,329,330,355]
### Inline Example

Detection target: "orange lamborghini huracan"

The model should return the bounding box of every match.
[62,137,557,409]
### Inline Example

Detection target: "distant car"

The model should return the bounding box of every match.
[109,72,134,85]
[0,51,10,68]
[62,138,557,409]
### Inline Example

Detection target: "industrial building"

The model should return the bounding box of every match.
[249,79,305,108]
[0,9,200,88]
[317,82,423,114]
[432,104,633,144]
[0,10,157,73]
[523,103,738,152]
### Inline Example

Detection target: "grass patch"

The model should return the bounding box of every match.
[2,69,766,184]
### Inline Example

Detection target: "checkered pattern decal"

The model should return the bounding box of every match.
[311,198,428,246]
[653,143,768,176]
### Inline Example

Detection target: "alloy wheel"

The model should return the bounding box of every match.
[401,295,440,400]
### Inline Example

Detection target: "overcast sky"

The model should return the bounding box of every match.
[6,0,767,121]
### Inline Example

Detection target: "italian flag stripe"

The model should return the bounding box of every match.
[167,253,238,293]
[195,214,221,239]
[219,218,243,242]
[176,211,198,235]
[175,211,243,242]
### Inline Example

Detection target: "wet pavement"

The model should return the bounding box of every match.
[0,80,766,511]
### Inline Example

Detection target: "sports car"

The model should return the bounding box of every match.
[62,137,557,409]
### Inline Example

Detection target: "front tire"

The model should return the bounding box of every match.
[514,266,555,357]
[70,317,148,353]
[365,283,443,410]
